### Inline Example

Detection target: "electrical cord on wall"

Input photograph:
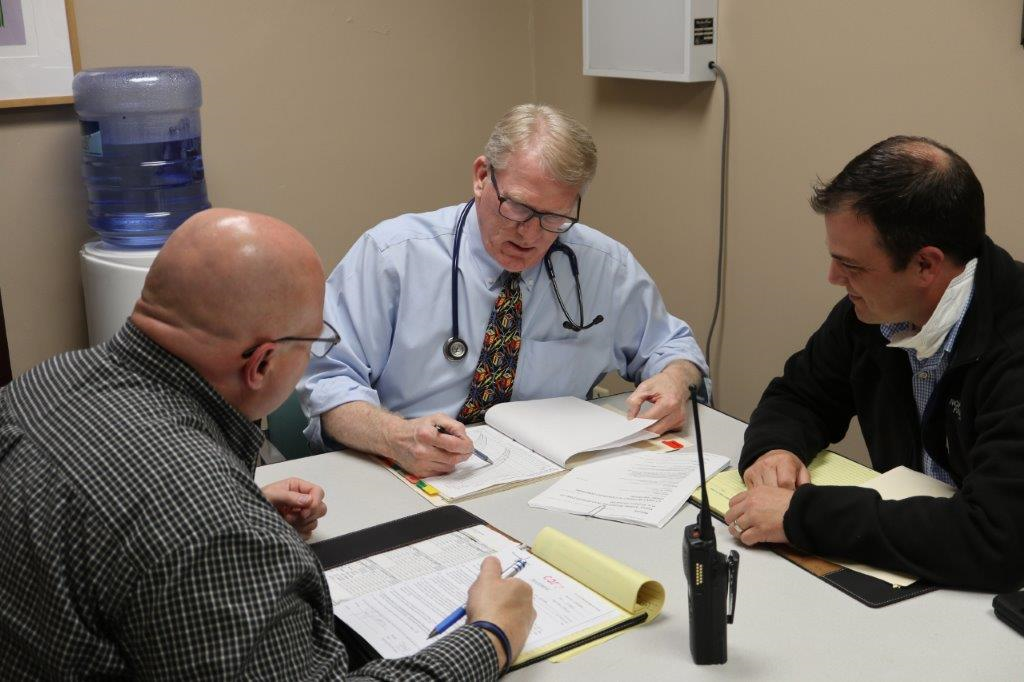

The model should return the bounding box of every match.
[704,61,730,392]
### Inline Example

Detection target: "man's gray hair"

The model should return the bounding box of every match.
[484,104,598,190]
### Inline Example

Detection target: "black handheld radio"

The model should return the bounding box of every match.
[683,385,739,664]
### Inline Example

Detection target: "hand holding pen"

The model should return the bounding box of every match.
[435,424,493,465]
[391,413,476,477]
[429,557,530,638]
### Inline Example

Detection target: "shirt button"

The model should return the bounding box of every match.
[918,371,929,380]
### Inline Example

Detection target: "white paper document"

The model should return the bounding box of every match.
[415,397,658,502]
[422,425,564,500]
[324,525,517,602]
[328,527,624,660]
[528,450,731,528]
[485,397,657,467]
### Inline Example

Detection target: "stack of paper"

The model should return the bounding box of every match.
[528,449,730,528]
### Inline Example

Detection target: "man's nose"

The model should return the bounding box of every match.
[827,260,844,286]
[516,216,544,241]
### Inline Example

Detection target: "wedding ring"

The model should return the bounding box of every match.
[732,521,744,534]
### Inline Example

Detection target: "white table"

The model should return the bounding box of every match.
[255,397,1023,680]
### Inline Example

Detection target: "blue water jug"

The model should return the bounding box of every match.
[73,67,211,249]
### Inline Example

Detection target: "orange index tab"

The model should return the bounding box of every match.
[661,439,686,450]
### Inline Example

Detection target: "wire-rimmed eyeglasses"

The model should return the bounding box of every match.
[241,320,341,359]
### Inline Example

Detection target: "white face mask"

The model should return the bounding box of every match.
[887,258,977,360]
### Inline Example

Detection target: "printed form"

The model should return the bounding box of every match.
[421,425,563,500]
[529,450,730,528]
[326,526,625,659]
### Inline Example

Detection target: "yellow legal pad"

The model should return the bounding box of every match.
[691,450,878,517]
[515,527,665,666]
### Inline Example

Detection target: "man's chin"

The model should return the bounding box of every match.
[851,307,882,325]
[498,249,540,272]
[849,298,875,324]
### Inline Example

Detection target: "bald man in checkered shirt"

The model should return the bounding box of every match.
[0,209,534,679]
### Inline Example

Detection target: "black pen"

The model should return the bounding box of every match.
[435,424,493,465]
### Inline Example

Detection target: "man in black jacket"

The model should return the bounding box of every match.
[725,136,1024,591]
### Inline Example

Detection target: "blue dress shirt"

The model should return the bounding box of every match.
[299,202,708,451]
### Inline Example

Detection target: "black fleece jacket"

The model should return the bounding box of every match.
[740,236,1024,591]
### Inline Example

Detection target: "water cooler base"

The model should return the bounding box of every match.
[80,240,160,346]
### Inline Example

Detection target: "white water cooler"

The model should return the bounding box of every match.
[80,240,160,345]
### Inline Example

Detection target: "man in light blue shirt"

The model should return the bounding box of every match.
[300,104,707,477]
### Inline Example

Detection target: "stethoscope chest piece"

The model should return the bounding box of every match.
[443,336,469,362]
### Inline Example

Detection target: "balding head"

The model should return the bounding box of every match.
[810,135,985,269]
[131,208,326,418]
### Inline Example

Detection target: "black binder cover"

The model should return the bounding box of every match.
[311,505,486,570]
[772,544,938,608]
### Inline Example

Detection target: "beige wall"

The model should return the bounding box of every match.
[0,105,90,375]
[534,0,1024,460]
[3,1,1023,460]
[0,0,536,374]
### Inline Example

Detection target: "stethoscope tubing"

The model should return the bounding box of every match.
[445,199,601,361]
[450,199,475,342]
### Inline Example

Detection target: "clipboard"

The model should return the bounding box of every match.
[311,506,661,670]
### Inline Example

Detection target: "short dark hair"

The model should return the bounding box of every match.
[810,135,985,269]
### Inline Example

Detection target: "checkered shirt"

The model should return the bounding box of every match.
[0,322,499,680]
[880,287,974,487]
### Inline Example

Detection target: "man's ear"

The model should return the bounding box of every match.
[242,344,275,390]
[472,156,488,198]
[914,246,946,284]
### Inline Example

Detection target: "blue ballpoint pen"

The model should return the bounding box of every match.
[435,424,493,465]
[427,558,528,638]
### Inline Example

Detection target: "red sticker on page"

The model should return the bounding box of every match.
[661,439,686,450]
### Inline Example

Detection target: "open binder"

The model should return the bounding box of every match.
[311,506,665,670]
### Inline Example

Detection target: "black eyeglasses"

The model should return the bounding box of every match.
[489,167,581,233]
[241,320,341,359]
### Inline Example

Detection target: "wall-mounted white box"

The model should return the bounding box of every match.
[583,0,717,83]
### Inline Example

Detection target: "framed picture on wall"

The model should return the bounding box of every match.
[0,0,80,108]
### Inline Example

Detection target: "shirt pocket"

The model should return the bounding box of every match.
[513,335,610,401]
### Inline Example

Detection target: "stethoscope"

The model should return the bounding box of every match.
[443,198,604,361]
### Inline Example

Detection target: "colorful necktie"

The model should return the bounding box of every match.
[457,272,522,424]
